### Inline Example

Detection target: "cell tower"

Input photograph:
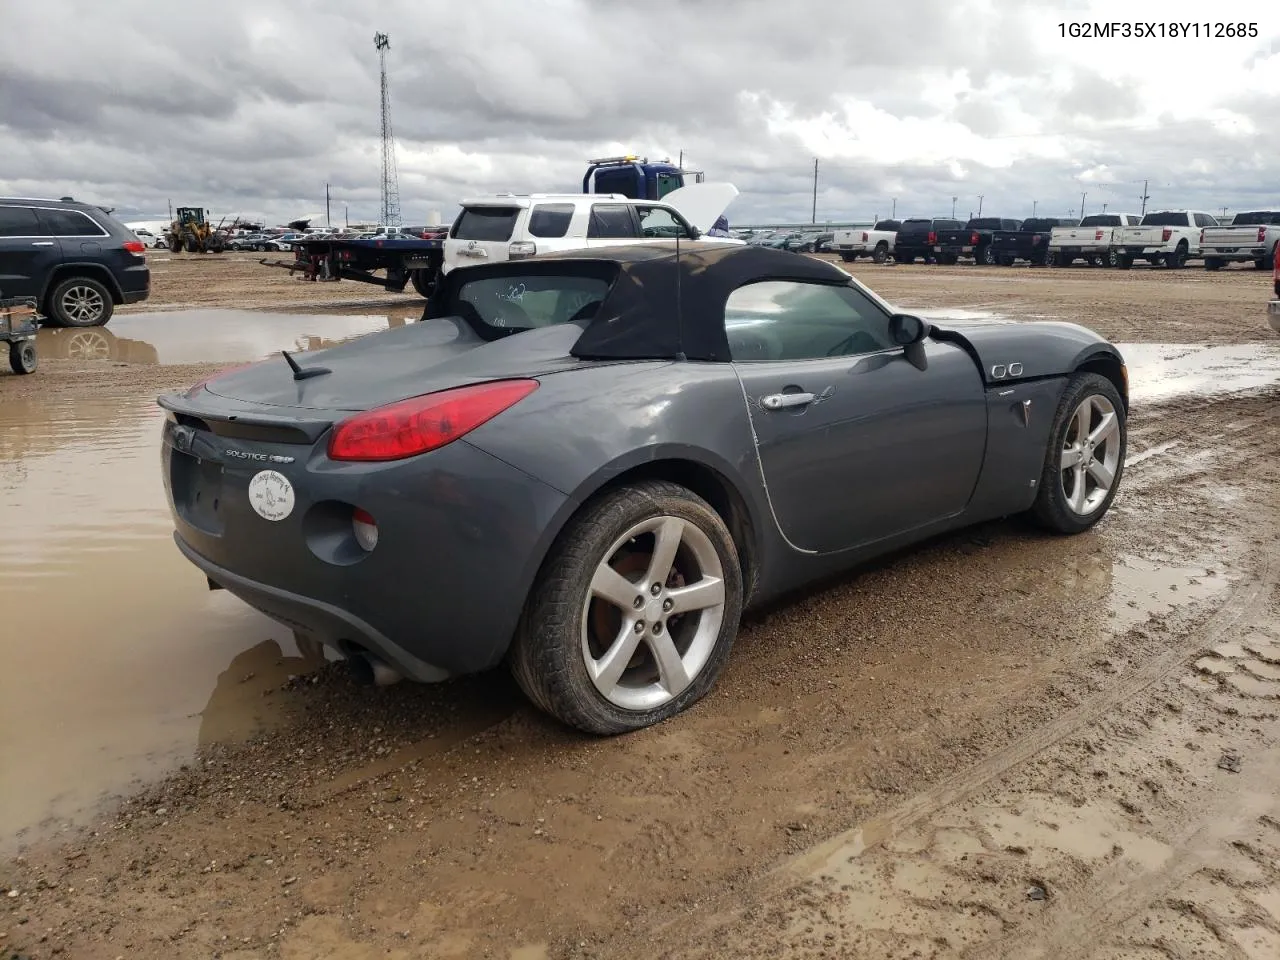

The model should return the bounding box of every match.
[374,31,401,227]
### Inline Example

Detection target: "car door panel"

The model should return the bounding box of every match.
[735,340,987,555]
[0,204,57,299]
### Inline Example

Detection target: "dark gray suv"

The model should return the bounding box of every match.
[0,197,151,326]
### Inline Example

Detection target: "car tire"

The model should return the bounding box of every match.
[45,276,114,327]
[839,253,856,263]
[1028,372,1127,535]
[9,340,37,375]
[509,479,744,735]
[1205,257,1223,270]
[1255,257,1271,270]
[1165,244,1187,268]
[409,267,437,298]
[872,243,888,263]
[978,245,995,265]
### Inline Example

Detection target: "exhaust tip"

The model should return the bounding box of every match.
[346,652,403,687]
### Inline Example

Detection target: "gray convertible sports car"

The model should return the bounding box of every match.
[158,243,1128,734]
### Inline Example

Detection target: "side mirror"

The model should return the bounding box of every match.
[888,313,931,370]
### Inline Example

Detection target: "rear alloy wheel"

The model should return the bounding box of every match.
[1165,245,1187,268]
[8,340,37,374]
[872,243,888,263]
[1029,372,1126,534]
[978,245,996,265]
[47,276,113,327]
[509,479,743,734]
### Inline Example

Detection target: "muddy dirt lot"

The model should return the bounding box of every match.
[2,258,1280,959]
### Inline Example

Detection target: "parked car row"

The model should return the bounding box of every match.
[738,228,834,253]
[830,210,1280,270]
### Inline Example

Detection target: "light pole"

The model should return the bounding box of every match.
[1032,200,1037,217]
[951,196,957,217]
[977,194,984,217]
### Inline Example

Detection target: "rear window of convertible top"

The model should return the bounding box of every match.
[448,262,619,336]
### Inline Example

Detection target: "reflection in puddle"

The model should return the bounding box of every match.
[0,395,324,854]
[37,308,414,366]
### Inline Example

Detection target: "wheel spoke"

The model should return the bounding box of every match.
[647,630,691,696]
[1087,457,1114,490]
[1073,400,1092,445]
[645,517,684,587]
[1070,464,1089,512]
[1061,445,1084,468]
[591,563,639,611]
[667,576,725,615]
[1089,411,1118,445]
[590,622,644,694]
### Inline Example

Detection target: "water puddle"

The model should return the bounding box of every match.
[1117,342,1280,403]
[36,308,417,366]
[0,392,327,854]
[1010,552,1231,634]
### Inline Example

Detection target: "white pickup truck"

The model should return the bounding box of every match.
[1047,214,1143,267]
[832,219,900,263]
[1113,210,1220,269]
[1200,211,1280,271]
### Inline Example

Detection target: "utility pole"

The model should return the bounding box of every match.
[374,31,402,227]
[1032,200,1037,217]
[951,196,957,217]
[167,198,173,221]
[977,194,984,217]
[1221,205,1229,219]
[1101,202,1108,213]
[344,204,349,227]
[891,197,896,218]
[811,158,818,224]
[1139,179,1149,216]
[678,150,683,169]
[325,183,331,227]
[1080,191,1088,217]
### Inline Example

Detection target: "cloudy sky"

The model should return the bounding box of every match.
[1,0,1277,228]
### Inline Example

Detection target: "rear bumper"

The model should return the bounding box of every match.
[176,533,453,681]
[122,287,149,305]
[161,425,574,679]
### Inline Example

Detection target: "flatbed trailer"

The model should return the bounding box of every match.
[260,235,444,298]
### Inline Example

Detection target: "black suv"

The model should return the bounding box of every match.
[0,197,150,326]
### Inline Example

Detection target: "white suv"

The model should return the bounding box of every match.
[442,182,741,274]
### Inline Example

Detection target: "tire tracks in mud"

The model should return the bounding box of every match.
[670,546,1280,959]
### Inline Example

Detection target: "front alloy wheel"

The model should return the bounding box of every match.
[510,479,743,734]
[1029,372,1127,533]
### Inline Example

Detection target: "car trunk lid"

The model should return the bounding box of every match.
[187,317,589,415]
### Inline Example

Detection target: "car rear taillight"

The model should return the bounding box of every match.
[509,240,536,259]
[1199,229,1205,244]
[1095,230,1104,241]
[860,232,868,242]
[1259,227,1267,243]
[328,379,539,462]
[970,232,979,245]
[352,508,378,551]
[1162,228,1172,242]
[123,240,146,253]
[927,231,936,244]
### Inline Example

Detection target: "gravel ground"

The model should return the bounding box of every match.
[1,260,1278,959]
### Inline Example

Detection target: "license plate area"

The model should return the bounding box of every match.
[171,448,226,535]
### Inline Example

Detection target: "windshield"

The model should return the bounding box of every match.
[1139,212,1188,226]
[1231,211,1280,225]
[447,267,617,336]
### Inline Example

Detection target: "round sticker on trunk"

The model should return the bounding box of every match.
[248,469,295,522]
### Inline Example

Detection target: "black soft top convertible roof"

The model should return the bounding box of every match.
[430,242,854,362]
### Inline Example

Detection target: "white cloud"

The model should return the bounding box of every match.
[0,0,1277,226]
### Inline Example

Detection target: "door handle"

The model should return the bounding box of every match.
[31,241,55,247]
[761,392,816,410]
